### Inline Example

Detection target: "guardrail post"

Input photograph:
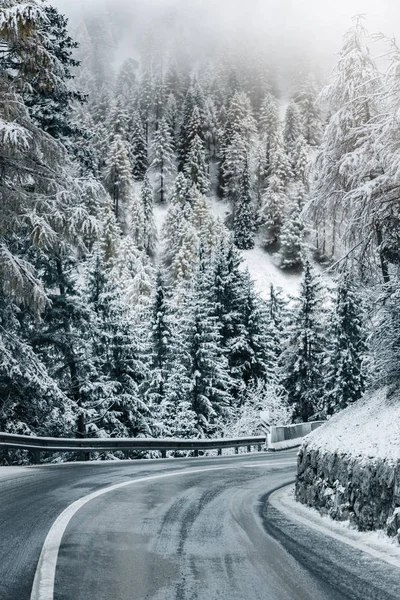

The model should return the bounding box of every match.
[30,449,41,465]
[79,450,90,462]
[257,444,262,452]
[247,445,251,453]
[217,448,222,456]
[194,449,199,458]
[161,449,166,459]
[235,446,239,455]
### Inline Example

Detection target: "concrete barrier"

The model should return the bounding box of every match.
[268,421,324,451]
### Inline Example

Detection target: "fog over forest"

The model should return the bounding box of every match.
[55,0,400,77]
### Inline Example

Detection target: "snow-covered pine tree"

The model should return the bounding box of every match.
[163,173,192,263]
[183,133,210,194]
[138,68,153,145]
[280,184,305,269]
[169,221,199,288]
[84,218,151,438]
[233,158,256,250]
[265,284,288,375]
[115,57,138,101]
[295,74,323,147]
[150,117,177,203]
[130,111,148,181]
[260,175,287,246]
[140,173,157,256]
[164,92,178,145]
[178,82,206,169]
[0,0,105,437]
[23,4,85,140]
[106,95,130,143]
[174,258,233,435]
[291,134,309,186]
[325,272,367,414]
[283,100,303,152]
[103,134,133,224]
[145,270,171,408]
[282,262,328,422]
[219,91,257,201]
[259,92,280,181]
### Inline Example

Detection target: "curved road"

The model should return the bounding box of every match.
[1,450,400,600]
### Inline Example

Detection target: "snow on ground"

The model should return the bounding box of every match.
[208,195,303,299]
[241,242,301,299]
[305,388,400,461]
[273,484,400,566]
[153,192,304,300]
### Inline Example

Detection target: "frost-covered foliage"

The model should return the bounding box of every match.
[221,381,292,438]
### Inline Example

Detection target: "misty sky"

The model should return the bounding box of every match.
[54,0,400,72]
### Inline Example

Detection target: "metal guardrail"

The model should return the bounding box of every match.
[0,432,266,463]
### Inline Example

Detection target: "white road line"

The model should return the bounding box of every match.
[270,484,400,569]
[30,460,295,600]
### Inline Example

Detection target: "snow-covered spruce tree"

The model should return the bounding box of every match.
[178,81,206,169]
[279,185,305,270]
[166,257,233,436]
[309,18,381,259]
[291,134,309,186]
[219,91,257,201]
[230,270,271,391]
[325,272,367,414]
[164,92,178,145]
[150,117,177,203]
[103,134,133,225]
[259,92,280,181]
[259,175,287,247]
[138,68,153,145]
[269,131,293,184]
[169,221,200,288]
[162,173,192,264]
[233,157,257,250]
[145,270,171,410]
[2,3,85,140]
[84,220,151,439]
[130,111,148,181]
[282,262,329,422]
[283,100,303,152]
[139,173,157,257]
[0,0,105,436]
[264,284,288,375]
[294,74,323,147]
[183,133,210,195]
[106,95,130,143]
[115,57,138,101]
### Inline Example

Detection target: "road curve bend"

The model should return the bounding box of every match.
[1,450,400,600]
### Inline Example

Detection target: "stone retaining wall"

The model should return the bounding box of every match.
[296,442,400,542]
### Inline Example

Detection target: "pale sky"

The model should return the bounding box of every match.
[53,0,400,71]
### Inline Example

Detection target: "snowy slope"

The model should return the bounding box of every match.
[305,388,400,461]
[154,196,303,300]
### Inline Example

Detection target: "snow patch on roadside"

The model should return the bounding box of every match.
[304,387,400,461]
[272,484,400,567]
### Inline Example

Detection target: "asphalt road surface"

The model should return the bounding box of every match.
[1,450,400,600]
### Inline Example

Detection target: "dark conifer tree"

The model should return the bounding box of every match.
[282,262,328,422]
[325,273,367,414]
[234,158,256,250]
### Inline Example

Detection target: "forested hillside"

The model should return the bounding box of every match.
[1,0,400,449]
